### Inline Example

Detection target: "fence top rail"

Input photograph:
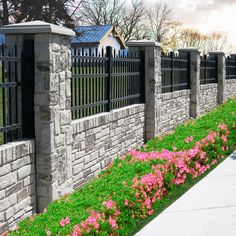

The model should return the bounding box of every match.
[72,55,109,60]
[200,55,217,61]
[161,52,189,60]
[71,46,140,60]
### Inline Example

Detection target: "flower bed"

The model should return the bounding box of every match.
[8,98,236,236]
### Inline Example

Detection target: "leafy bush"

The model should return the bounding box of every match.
[8,98,236,236]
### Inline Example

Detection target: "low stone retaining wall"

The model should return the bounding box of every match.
[71,104,145,190]
[0,140,35,233]
[160,90,190,134]
[225,79,236,99]
[199,84,218,114]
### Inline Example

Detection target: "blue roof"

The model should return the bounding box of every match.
[72,25,113,44]
[0,34,5,45]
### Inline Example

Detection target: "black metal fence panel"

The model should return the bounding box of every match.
[0,45,22,144]
[200,55,218,84]
[161,52,190,93]
[226,56,236,80]
[71,46,144,119]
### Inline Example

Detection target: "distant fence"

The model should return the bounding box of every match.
[161,52,190,93]
[200,55,218,84]
[226,55,236,80]
[71,46,144,119]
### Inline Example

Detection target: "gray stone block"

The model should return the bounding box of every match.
[17,188,28,203]
[0,173,17,190]
[5,182,23,197]
[11,156,31,171]
[0,164,11,177]
[0,198,10,211]
[17,165,33,180]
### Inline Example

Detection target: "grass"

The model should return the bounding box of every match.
[9,97,236,236]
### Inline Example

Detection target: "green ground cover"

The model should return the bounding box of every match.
[8,97,236,236]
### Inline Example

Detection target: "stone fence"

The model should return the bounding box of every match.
[0,21,236,233]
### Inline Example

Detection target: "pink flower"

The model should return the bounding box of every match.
[200,151,206,159]
[222,135,228,142]
[87,216,99,229]
[211,159,218,166]
[60,217,70,227]
[103,200,116,209]
[46,230,51,236]
[60,219,65,227]
[108,216,117,229]
[124,199,129,206]
[185,136,194,143]
[219,123,227,130]
[65,217,70,225]
[114,210,121,216]
[148,209,154,215]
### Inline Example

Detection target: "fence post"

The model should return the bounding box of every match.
[1,21,76,212]
[126,40,162,140]
[209,52,226,104]
[179,48,201,118]
[106,46,112,111]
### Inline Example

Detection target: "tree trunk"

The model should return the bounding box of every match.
[2,0,9,25]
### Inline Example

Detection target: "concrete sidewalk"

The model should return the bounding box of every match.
[136,151,236,236]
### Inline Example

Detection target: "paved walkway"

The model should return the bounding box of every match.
[136,151,236,236]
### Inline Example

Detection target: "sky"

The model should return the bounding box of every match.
[147,0,236,46]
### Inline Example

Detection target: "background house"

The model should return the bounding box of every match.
[0,33,5,46]
[71,25,126,55]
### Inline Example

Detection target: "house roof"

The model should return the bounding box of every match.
[0,34,5,45]
[72,25,126,48]
[0,25,126,48]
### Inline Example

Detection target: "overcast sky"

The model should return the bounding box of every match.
[147,0,236,45]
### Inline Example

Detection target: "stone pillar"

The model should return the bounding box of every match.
[126,40,162,140]
[209,52,226,104]
[179,48,201,118]
[1,21,75,212]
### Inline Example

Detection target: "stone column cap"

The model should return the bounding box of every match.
[0,20,75,36]
[126,39,161,47]
[178,48,201,53]
[209,51,225,55]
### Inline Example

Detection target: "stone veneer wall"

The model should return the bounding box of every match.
[71,104,145,190]
[0,140,35,234]
[199,84,218,114]
[34,33,74,212]
[160,90,190,134]
[225,79,236,99]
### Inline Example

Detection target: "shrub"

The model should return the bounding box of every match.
[8,98,236,236]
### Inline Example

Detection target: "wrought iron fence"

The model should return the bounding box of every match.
[0,45,22,144]
[200,55,218,84]
[71,46,144,119]
[226,55,236,80]
[0,40,34,144]
[161,51,190,93]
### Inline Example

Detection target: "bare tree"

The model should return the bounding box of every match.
[118,0,146,42]
[80,0,124,26]
[179,28,207,48]
[146,2,181,50]
[205,32,229,52]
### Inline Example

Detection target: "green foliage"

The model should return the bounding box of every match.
[10,98,236,236]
